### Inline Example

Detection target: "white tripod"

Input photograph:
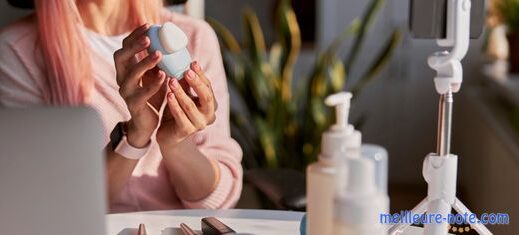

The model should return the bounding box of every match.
[388,0,492,234]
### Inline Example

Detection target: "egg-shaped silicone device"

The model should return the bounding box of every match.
[147,22,192,79]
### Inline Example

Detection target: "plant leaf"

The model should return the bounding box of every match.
[498,0,519,32]
[297,18,361,118]
[220,53,245,91]
[242,10,276,112]
[207,17,246,92]
[328,56,346,93]
[241,61,269,114]
[207,17,242,54]
[269,42,283,74]
[255,117,278,168]
[326,18,361,55]
[344,0,386,72]
[310,96,327,126]
[275,0,301,101]
[243,9,267,65]
[230,111,261,168]
[351,30,402,95]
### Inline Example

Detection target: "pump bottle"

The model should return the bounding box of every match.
[306,92,360,235]
[333,157,389,235]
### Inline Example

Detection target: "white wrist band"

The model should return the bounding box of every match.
[114,136,151,160]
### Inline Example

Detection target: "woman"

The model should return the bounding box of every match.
[0,0,242,212]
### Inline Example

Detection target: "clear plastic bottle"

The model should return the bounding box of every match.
[334,157,389,235]
[361,144,388,194]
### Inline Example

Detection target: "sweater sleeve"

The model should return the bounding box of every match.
[0,20,45,107]
[179,20,243,209]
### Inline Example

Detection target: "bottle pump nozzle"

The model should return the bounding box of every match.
[325,92,353,131]
[321,92,359,158]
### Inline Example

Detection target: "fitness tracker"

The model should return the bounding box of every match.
[110,122,151,160]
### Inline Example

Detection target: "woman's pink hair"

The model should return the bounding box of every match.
[34,0,163,105]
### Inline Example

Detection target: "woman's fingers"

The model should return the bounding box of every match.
[190,61,211,87]
[137,70,166,102]
[123,23,150,48]
[184,70,215,113]
[116,36,149,67]
[158,63,219,144]
[114,24,151,86]
[178,78,192,96]
[123,73,164,114]
[169,79,207,130]
[190,62,218,111]
[166,92,194,131]
[142,67,162,87]
[143,69,168,110]
[122,51,162,93]
[114,25,151,66]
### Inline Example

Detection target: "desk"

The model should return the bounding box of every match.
[107,209,426,235]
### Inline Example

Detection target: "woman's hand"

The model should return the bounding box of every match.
[114,24,166,148]
[157,62,217,149]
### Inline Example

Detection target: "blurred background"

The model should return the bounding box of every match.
[1,0,517,233]
[205,4,519,234]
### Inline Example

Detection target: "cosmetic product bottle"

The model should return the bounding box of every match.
[333,157,389,235]
[361,144,388,194]
[306,92,359,235]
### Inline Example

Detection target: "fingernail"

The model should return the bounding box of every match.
[170,78,179,89]
[153,51,161,59]
[141,37,149,45]
[168,92,174,100]
[157,73,165,83]
[193,61,200,70]
[158,71,165,79]
[186,70,195,80]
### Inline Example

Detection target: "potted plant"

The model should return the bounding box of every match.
[208,0,401,171]
[497,0,519,73]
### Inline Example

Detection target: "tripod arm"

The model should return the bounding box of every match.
[428,0,472,95]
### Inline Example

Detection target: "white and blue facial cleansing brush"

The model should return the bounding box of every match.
[147,22,192,79]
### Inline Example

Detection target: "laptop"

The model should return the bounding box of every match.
[0,108,107,235]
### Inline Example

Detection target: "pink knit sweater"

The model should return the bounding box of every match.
[0,12,243,213]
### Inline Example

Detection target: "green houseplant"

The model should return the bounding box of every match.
[497,0,519,72]
[208,0,401,171]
